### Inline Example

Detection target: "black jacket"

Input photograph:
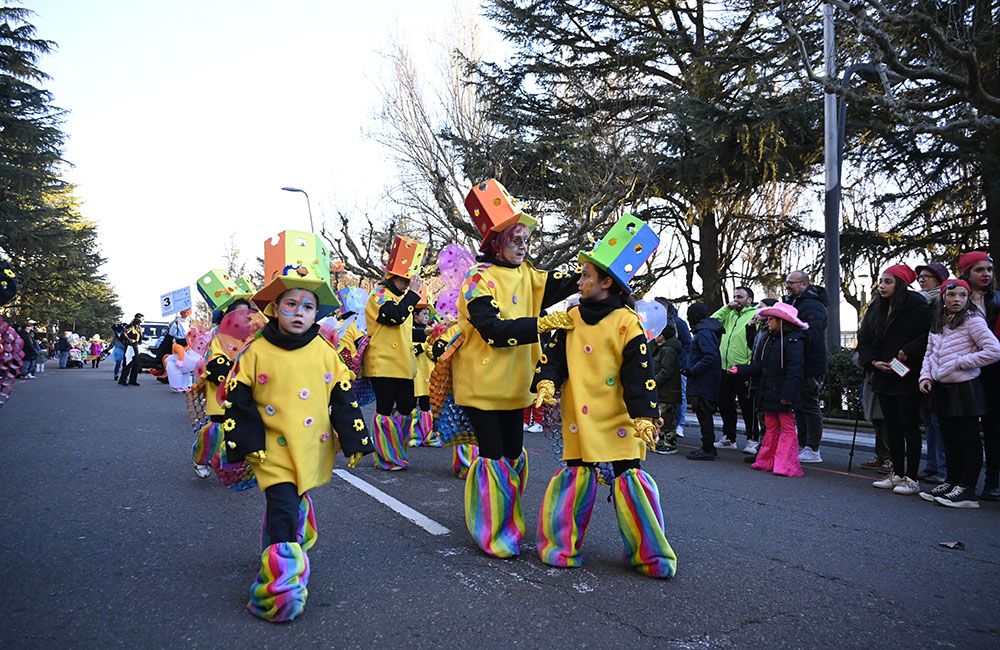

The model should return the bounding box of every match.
[683,317,724,402]
[784,284,828,377]
[653,335,682,405]
[737,327,805,412]
[856,290,932,395]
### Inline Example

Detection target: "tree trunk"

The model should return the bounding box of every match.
[698,209,723,310]
[985,137,1000,263]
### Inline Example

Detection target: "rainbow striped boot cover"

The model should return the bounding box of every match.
[511,449,528,495]
[246,541,310,622]
[191,421,220,467]
[260,493,317,552]
[536,465,598,568]
[417,409,442,447]
[464,456,525,558]
[612,468,678,579]
[452,444,480,479]
[372,413,408,470]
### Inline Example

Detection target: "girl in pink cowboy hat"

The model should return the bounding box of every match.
[729,302,809,477]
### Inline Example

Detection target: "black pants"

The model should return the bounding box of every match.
[691,396,718,453]
[369,377,416,416]
[719,374,757,442]
[939,415,982,489]
[464,406,523,461]
[878,392,922,480]
[91,358,100,368]
[265,482,301,544]
[118,347,140,385]
[567,457,640,478]
[417,395,430,412]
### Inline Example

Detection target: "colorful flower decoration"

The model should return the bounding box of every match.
[226,378,238,391]
[257,373,269,384]
[265,405,276,416]
[512,295,518,304]
[539,354,548,364]
[350,401,358,408]
[2,268,14,278]
[639,343,647,355]
[649,401,657,409]
[299,388,311,400]
[277,436,287,446]
[303,417,314,428]
[581,405,589,415]
[320,432,331,442]
[606,377,616,386]
[616,428,627,438]
[584,344,593,354]
[569,424,578,433]
[645,379,657,391]
[221,418,235,432]
[353,418,364,431]
[324,372,333,384]
[507,338,518,346]
[339,380,351,391]
[222,400,233,409]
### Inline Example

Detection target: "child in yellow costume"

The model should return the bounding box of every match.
[410,304,441,447]
[220,287,374,622]
[532,215,677,579]
[364,271,424,470]
[454,218,579,558]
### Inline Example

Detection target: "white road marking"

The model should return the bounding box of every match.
[333,469,451,536]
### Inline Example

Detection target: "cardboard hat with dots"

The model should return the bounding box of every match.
[196,269,255,311]
[384,235,427,279]
[464,179,538,252]
[252,230,339,316]
[579,214,659,294]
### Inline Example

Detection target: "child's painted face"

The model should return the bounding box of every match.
[577,262,611,300]
[275,289,318,335]
[944,284,969,313]
[766,316,781,332]
[414,308,430,325]
[877,273,896,299]
[969,260,993,290]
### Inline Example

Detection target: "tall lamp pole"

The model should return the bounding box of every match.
[281,186,315,233]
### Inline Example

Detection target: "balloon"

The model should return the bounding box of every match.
[634,299,668,341]
[339,287,368,332]
[438,244,477,291]
[434,288,461,321]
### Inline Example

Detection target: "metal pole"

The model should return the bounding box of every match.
[822,2,842,352]
[281,187,315,233]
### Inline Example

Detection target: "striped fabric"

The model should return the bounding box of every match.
[612,469,678,579]
[246,542,310,622]
[511,449,529,495]
[372,414,408,470]
[191,421,220,467]
[464,457,524,558]
[537,465,598,568]
[452,444,479,479]
[260,492,318,552]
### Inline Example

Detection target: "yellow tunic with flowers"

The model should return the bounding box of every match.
[453,262,553,410]
[337,320,365,359]
[537,305,659,462]
[226,335,366,494]
[414,339,434,398]
[363,285,419,380]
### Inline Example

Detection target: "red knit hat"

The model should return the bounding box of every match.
[942,278,971,293]
[883,263,916,285]
[957,251,992,275]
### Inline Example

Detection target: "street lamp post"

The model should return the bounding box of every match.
[281,186,315,233]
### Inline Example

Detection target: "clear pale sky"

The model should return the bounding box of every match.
[31,0,485,320]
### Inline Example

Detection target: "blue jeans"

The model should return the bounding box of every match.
[674,375,688,429]
[114,358,123,378]
[920,399,944,475]
[57,350,69,369]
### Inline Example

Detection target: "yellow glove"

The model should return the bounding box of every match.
[633,417,657,450]
[245,450,267,466]
[347,452,364,468]
[537,311,574,333]
[534,379,557,408]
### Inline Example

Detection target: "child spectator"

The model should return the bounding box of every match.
[732,302,807,477]
[918,279,1000,508]
[683,303,724,460]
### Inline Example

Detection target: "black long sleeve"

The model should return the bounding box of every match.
[541,269,581,309]
[204,354,232,386]
[221,382,266,462]
[329,380,375,457]
[375,290,420,326]
[621,335,659,419]
[467,296,539,348]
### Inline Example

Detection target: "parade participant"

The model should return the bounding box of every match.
[410,298,441,447]
[218,230,373,623]
[168,308,192,347]
[334,287,367,360]
[730,302,807,477]
[957,251,1000,501]
[455,179,579,558]
[918,279,1000,508]
[0,260,25,409]
[532,214,676,578]
[364,235,426,470]
[89,335,104,368]
[118,314,144,386]
[857,264,932,496]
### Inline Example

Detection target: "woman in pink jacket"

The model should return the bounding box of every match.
[918,279,1000,509]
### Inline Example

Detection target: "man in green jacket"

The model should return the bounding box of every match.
[712,287,760,452]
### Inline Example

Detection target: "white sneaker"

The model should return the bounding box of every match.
[742,440,759,455]
[522,423,530,431]
[193,464,212,479]
[526,423,543,434]
[798,447,823,463]
[714,438,738,450]
[892,477,919,495]
[873,474,904,489]
[675,425,685,438]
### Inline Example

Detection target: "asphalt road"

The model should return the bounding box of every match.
[2,364,999,649]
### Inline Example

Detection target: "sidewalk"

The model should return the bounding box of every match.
[690,414,878,452]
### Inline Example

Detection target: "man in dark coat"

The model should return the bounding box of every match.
[118,313,144,386]
[784,271,828,463]
[683,303,724,460]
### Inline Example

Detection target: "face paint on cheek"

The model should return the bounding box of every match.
[279,296,314,318]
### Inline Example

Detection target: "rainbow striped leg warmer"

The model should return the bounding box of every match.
[464,456,525,558]
[396,412,413,463]
[537,466,598,568]
[408,409,423,447]
[192,421,221,467]
[452,444,480,479]
[372,414,408,470]
[612,469,678,579]
[260,492,318,553]
[418,409,442,447]
[246,542,310,622]
[511,449,529,495]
